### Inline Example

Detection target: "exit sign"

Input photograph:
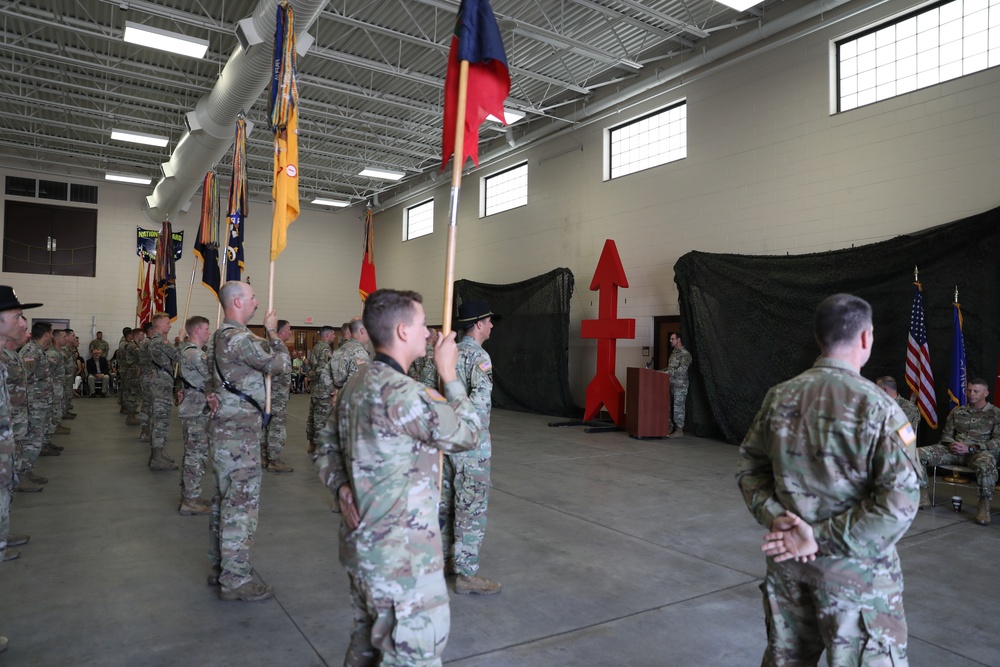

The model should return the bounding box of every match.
[304,317,313,324]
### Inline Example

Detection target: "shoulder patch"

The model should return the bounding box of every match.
[478,360,492,372]
[897,423,916,446]
[356,358,366,365]
[424,387,447,403]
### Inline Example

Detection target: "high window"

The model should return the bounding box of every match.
[482,163,528,217]
[404,199,434,241]
[607,101,687,180]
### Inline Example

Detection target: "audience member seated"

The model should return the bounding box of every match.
[291,351,304,393]
[87,348,112,398]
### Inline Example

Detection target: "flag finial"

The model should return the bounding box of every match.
[914,265,918,282]
[955,285,959,303]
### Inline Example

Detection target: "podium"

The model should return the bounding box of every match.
[625,367,671,438]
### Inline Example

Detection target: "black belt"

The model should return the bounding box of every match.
[214,352,271,427]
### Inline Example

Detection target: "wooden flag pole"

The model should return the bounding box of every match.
[265,260,275,417]
[135,256,144,328]
[181,255,198,327]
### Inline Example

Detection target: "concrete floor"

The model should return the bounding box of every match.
[2,394,998,666]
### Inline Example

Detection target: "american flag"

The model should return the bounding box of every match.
[905,281,938,428]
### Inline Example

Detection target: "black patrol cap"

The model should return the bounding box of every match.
[0,286,42,312]
[455,299,501,328]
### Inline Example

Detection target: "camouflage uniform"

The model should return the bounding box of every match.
[316,355,480,667]
[737,357,920,666]
[916,403,1000,495]
[178,342,210,501]
[306,340,333,445]
[89,337,109,358]
[137,336,154,432]
[440,336,493,578]
[894,395,920,463]
[408,340,439,388]
[663,345,692,431]
[0,363,13,560]
[207,319,288,590]
[44,346,64,436]
[325,338,371,391]
[147,332,178,454]
[18,340,52,472]
[263,342,291,462]
[121,339,141,416]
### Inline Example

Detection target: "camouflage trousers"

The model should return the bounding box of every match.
[263,394,287,461]
[150,384,173,450]
[122,375,141,414]
[916,446,997,498]
[671,382,688,431]
[17,413,46,474]
[760,554,907,667]
[307,393,333,445]
[139,382,152,429]
[345,570,450,667]
[49,383,64,435]
[180,413,209,501]
[439,454,491,577]
[0,487,9,562]
[208,419,263,589]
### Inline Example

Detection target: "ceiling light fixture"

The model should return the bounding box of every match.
[123,21,209,59]
[105,171,152,185]
[486,108,527,125]
[714,0,763,12]
[312,197,352,208]
[111,129,169,147]
[359,167,405,181]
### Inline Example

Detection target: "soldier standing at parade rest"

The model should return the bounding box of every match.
[441,299,501,595]
[316,288,480,667]
[116,328,131,414]
[324,317,370,399]
[262,319,294,473]
[45,330,68,438]
[137,322,155,442]
[660,332,691,437]
[206,281,289,602]
[19,323,58,471]
[737,293,919,666]
[915,378,1000,524]
[147,313,179,471]
[306,325,336,454]
[176,316,212,515]
[122,329,143,426]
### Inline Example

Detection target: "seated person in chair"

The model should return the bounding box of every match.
[87,348,111,397]
[916,378,1000,524]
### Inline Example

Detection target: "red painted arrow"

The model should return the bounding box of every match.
[581,239,635,425]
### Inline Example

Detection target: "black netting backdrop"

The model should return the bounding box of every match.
[454,268,581,418]
[674,205,1000,445]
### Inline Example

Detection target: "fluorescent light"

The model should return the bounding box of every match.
[359,167,405,181]
[312,197,351,208]
[105,172,152,185]
[486,108,526,124]
[123,21,209,59]
[714,0,762,11]
[111,129,169,148]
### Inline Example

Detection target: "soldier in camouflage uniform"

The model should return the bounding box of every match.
[177,316,212,514]
[62,329,78,411]
[262,320,293,473]
[88,331,109,358]
[137,322,155,441]
[916,378,1000,525]
[19,323,57,473]
[45,331,68,438]
[147,313,178,471]
[660,332,692,437]
[316,288,480,667]
[876,376,920,470]
[441,299,501,595]
[323,317,370,396]
[206,281,288,602]
[121,328,143,426]
[116,328,131,414]
[306,325,336,453]
[408,330,439,388]
[6,335,41,494]
[737,294,919,667]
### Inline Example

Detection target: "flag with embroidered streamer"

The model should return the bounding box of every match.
[359,207,377,301]
[194,172,221,297]
[905,281,938,428]
[270,2,299,261]
[948,299,967,411]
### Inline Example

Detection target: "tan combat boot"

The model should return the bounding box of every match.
[125,414,140,426]
[179,498,212,516]
[2,548,20,562]
[6,534,29,547]
[54,425,71,435]
[139,427,150,441]
[454,574,502,596]
[149,449,178,471]
[976,497,992,525]
[918,488,930,508]
[26,472,48,485]
[266,458,294,473]
[15,481,42,493]
[218,581,273,602]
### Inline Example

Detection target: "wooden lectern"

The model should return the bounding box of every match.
[625,367,671,438]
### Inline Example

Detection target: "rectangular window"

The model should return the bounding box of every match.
[837,0,1000,112]
[483,162,528,217]
[39,180,69,201]
[404,199,434,241]
[5,176,36,197]
[70,183,99,204]
[607,101,687,180]
[3,200,97,277]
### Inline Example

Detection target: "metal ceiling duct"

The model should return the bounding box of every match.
[143,0,325,222]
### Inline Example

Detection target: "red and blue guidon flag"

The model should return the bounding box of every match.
[441,0,510,170]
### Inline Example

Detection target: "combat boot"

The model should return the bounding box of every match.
[63,411,77,419]
[976,497,992,525]
[7,534,29,547]
[26,472,48,484]
[159,450,176,463]
[454,574,502,596]
[207,565,221,586]
[149,449,178,471]
[125,414,140,426]
[15,481,42,493]
[218,581,273,602]
[178,498,212,516]
[139,427,150,441]
[119,404,126,414]
[40,445,61,457]
[54,425,71,435]
[919,488,930,508]
[2,548,20,562]
[266,458,294,473]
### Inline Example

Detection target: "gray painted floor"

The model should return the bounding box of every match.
[2,395,998,666]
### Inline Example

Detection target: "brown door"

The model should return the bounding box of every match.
[653,316,681,371]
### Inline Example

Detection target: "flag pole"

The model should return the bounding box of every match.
[181,255,197,326]
[136,255,144,328]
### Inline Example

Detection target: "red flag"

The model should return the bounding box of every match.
[441,0,511,170]
[905,281,938,428]
[139,262,154,325]
[359,207,377,302]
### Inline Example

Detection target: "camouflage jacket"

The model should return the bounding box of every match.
[60,345,76,383]
[327,339,370,390]
[89,338,109,356]
[207,319,289,423]
[308,341,332,384]
[408,340,439,389]
[939,402,1000,454]
[45,346,65,392]
[1,347,27,439]
[455,335,492,458]
[316,356,480,579]
[894,395,919,428]
[19,340,53,402]
[737,357,919,567]
[121,340,140,378]
[272,343,291,402]
[148,333,178,389]
[0,362,13,491]
[138,338,153,381]
[664,346,692,386]
[177,341,209,419]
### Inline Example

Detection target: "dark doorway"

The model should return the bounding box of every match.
[652,315,681,371]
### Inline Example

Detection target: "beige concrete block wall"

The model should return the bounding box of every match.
[0,172,364,356]
[371,0,1000,406]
